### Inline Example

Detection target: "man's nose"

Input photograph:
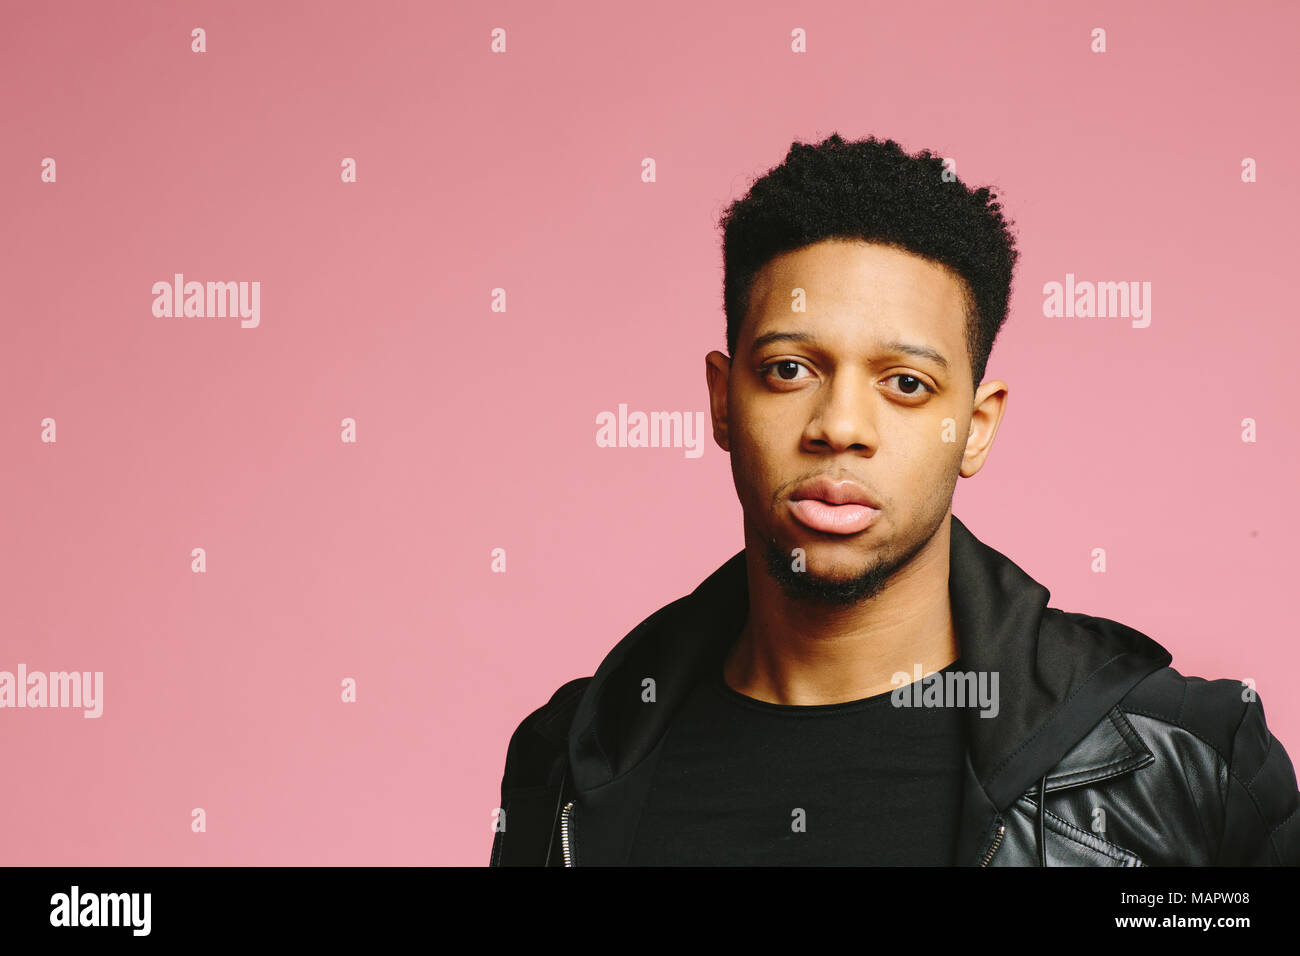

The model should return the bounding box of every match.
[805,371,879,452]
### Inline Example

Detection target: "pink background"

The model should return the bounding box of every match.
[2,0,1298,865]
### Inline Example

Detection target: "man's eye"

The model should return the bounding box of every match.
[760,360,810,382]
[889,374,934,396]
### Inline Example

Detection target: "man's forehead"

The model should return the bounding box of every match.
[749,242,969,322]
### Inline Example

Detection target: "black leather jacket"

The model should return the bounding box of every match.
[491,516,1300,866]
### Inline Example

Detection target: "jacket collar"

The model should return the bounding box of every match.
[567,514,1172,819]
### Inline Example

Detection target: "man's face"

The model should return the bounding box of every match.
[706,238,1001,606]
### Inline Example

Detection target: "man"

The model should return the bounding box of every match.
[490,133,1300,866]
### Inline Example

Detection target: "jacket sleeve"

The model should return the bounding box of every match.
[489,706,563,867]
[1217,690,1300,864]
[489,678,590,867]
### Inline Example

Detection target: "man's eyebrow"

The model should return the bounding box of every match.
[749,330,950,372]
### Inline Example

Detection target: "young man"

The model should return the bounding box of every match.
[490,133,1300,866]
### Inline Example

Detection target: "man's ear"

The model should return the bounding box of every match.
[960,380,1008,478]
[705,351,732,452]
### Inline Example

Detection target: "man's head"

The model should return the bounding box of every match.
[705,134,1017,606]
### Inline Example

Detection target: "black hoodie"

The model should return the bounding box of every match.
[491,514,1300,865]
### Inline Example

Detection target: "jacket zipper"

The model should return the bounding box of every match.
[560,800,576,867]
[979,822,1006,866]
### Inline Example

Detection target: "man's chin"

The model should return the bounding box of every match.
[760,535,892,606]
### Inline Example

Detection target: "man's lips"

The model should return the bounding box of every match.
[787,498,881,535]
[786,475,881,535]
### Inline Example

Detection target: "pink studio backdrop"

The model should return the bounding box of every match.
[2,0,1298,866]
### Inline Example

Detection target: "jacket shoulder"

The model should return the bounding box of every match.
[1120,665,1249,758]
[500,676,591,793]
[1119,665,1300,864]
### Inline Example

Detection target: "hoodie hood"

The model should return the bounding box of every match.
[567,514,1173,816]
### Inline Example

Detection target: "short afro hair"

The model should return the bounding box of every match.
[718,133,1018,390]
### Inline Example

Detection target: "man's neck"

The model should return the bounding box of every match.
[723,518,958,706]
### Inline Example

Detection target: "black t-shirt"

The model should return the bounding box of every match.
[626,655,969,866]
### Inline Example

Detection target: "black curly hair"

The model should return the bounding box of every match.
[718,133,1018,391]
